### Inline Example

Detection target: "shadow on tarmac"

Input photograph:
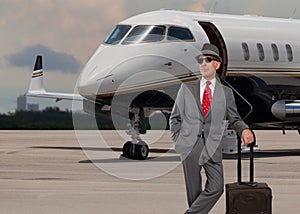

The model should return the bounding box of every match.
[31,146,175,154]
[31,146,300,163]
[79,156,181,163]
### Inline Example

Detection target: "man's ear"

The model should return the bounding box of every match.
[214,61,221,70]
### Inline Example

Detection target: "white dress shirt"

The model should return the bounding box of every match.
[200,78,216,104]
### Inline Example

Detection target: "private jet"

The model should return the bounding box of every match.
[27,10,300,160]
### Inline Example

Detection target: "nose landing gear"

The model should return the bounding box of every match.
[122,140,149,160]
[121,107,149,160]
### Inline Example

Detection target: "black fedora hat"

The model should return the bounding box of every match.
[195,43,222,63]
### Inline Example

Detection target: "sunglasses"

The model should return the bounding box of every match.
[197,57,217,64]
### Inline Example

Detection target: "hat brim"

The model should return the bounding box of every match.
[195,50,222,63]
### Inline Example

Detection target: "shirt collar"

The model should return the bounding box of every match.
[201,78,216,87]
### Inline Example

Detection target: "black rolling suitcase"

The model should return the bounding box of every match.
[225,133,272,214]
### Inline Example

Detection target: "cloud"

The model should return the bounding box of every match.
[6,44,82,73]
[0,0,126,62]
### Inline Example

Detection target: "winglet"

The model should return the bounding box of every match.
[28,55,45,92]
[34,55,43,71]
[26,56,84,101]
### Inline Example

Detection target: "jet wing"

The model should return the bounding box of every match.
[26,55,84,102]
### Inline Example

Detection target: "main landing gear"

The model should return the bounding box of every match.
[121,107,149,160]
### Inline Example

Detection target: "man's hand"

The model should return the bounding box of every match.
[241,129,254,146]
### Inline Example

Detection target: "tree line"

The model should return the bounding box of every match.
[0,107,171,130]
[0,107,114,130]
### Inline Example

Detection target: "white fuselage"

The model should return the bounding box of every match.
[77,10,300,99]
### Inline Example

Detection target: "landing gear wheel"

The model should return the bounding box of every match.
[135,141,149,160]
[123,141,135,158]
[122,141,149,160]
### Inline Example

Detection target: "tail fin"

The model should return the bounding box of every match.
[26,55,83,101]
[28,55,46,93]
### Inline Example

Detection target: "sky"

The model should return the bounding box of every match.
[1,0,300,113]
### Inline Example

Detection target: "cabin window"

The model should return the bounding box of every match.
[104,25,131,45]
[285,44,293,62]
[257,43,264,61]
[271,44,279,61]
[241,42,250,61]
[167,26,194,41]
[122,25,166,44]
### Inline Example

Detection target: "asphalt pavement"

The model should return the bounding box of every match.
[0,130,299,214]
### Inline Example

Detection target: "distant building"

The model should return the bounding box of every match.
[16,95,41,112]
[27,104,39,112]
[17,95,27,111]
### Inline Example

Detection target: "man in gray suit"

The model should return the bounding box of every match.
[170,43,254,214]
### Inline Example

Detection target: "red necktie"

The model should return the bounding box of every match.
[202,81,212,117]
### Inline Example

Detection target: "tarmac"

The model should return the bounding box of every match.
[0,130,299,214]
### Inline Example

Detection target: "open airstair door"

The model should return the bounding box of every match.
[198,22,228,80]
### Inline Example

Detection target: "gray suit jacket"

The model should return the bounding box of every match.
[169,78,249,164]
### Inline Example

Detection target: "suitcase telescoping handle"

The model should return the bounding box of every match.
[237,130,256,186]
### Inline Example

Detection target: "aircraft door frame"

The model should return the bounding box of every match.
[198,22,228,80]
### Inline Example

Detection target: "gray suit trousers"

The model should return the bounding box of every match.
[182,137,224,214]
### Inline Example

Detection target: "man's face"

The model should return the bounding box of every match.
[198,56,221,80]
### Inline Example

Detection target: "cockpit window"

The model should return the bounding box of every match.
[122,25,166,44]
[167,26,194,41]
[104,25,131,45]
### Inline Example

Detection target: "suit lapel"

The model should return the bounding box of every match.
[189,79,204,121]
[189,78,224,121]
[206,79,223,119]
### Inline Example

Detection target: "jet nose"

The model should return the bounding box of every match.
[77,79,99,99]
[78,70,116,99]
[77,45,118,99]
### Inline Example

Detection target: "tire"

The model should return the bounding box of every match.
[122,141,135,159]
[122,141,149,160]
[135,142,149,160]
